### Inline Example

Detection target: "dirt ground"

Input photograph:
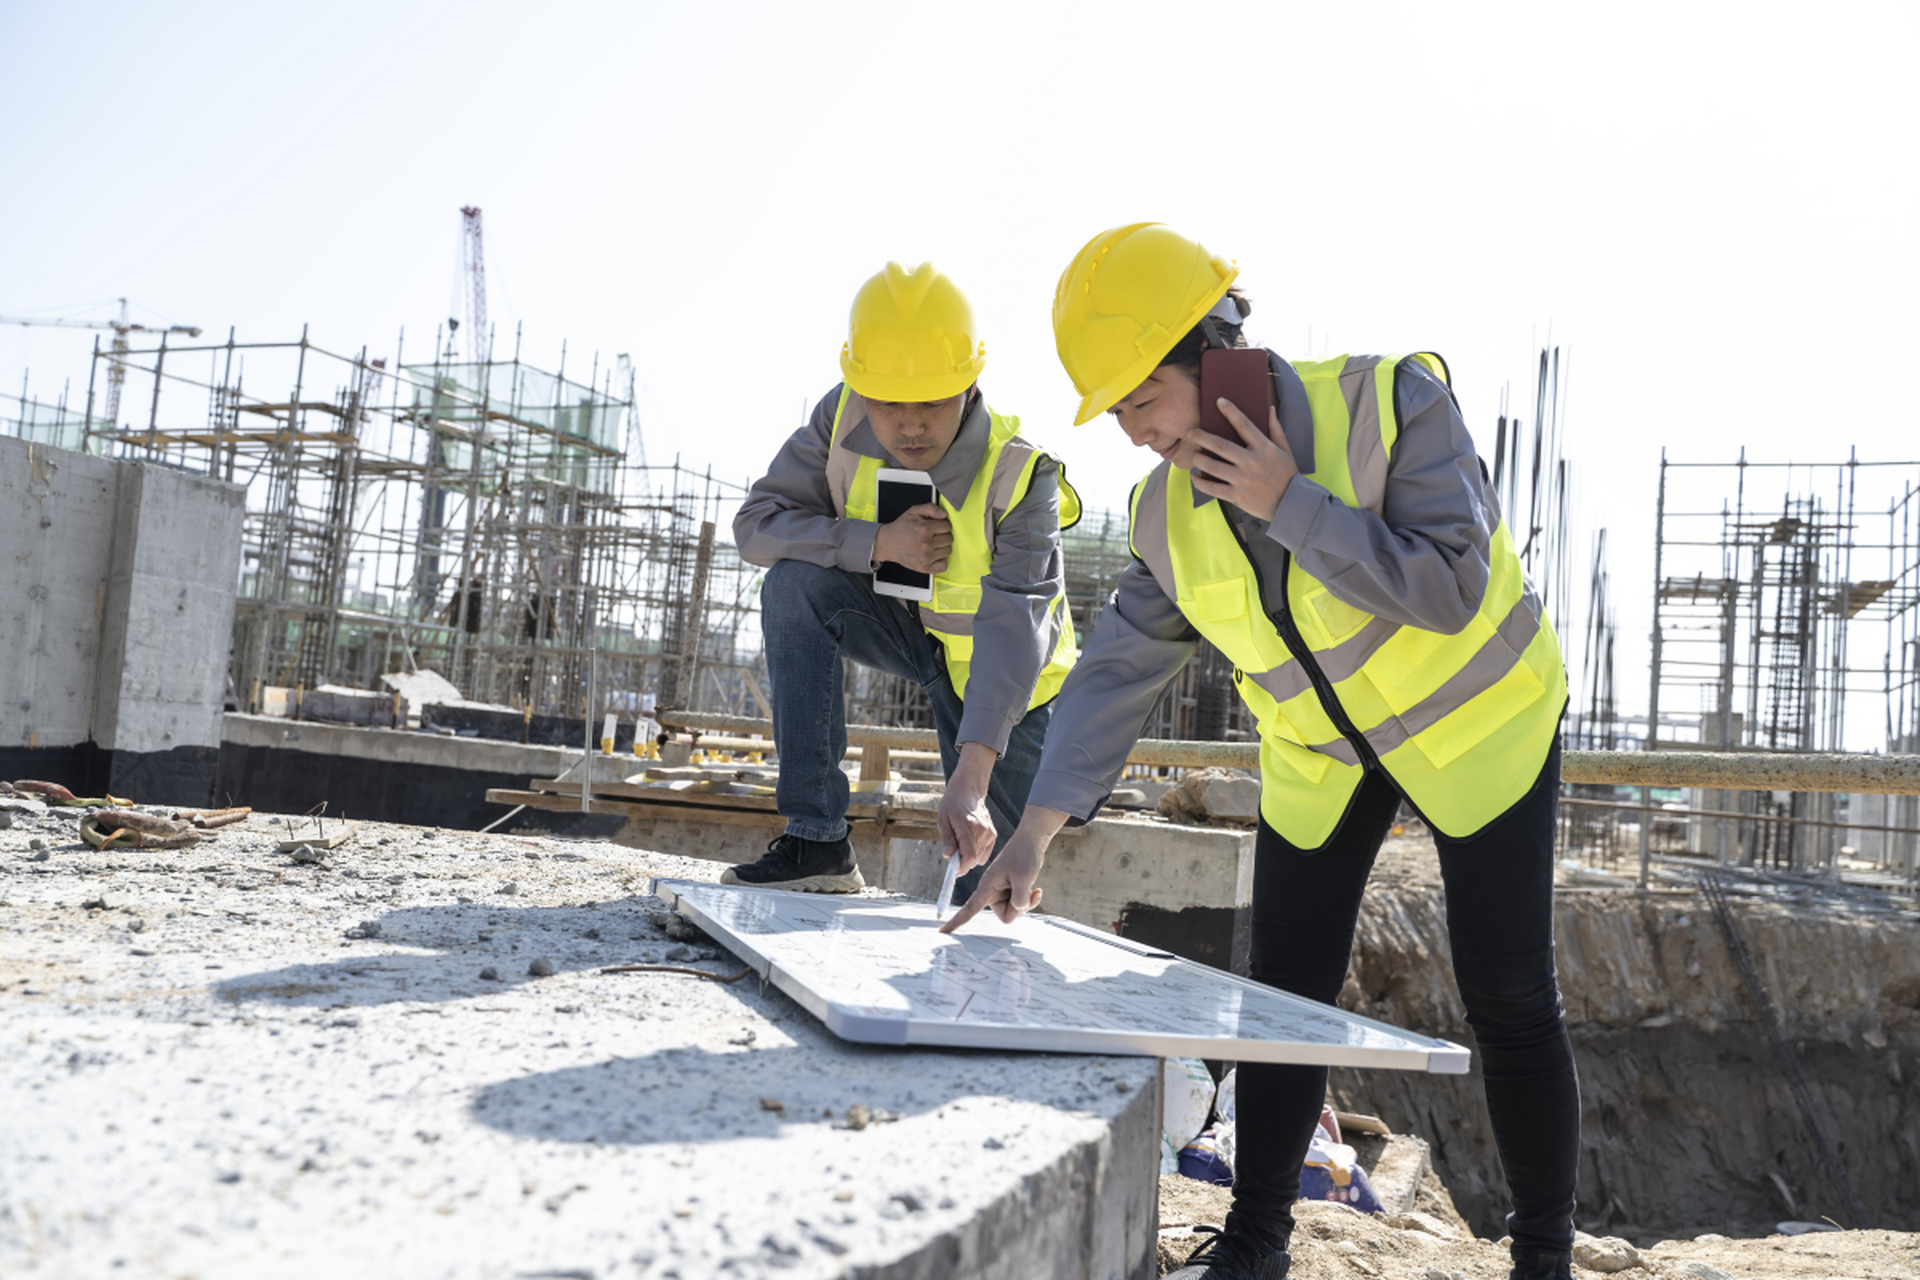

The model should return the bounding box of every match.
[1158,1164,1920,1278]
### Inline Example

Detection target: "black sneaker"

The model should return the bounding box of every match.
[1167,1224,1290,1280]
[720,833,865,894]
[1509,1248,1572,1280]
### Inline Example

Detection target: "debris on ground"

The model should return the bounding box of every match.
[276,821,359,852]
[80,809,201,850]
[1155,767,1261,825]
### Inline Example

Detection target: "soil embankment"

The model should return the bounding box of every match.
[1326,848,1920,1240]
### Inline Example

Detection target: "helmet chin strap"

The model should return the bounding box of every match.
[1198,293,1246,350]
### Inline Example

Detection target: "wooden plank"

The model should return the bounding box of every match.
[486,789,939,841]
[275,821,360,851]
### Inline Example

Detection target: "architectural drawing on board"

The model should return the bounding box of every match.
[651,880,1470,1073]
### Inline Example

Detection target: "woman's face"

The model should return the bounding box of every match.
[1108,365,1211,470]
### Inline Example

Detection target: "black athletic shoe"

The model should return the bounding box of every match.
[1509,1248,1573,1280]
[1167,1225,1290,1280]
[720,833,865,893]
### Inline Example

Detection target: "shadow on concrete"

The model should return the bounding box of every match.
[210,894,724,1008]
[466,1042,964,1147]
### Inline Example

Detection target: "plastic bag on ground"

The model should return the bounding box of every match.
[1299,1130,1382,1211]
[1177,1125,1235,1186]
[1160,1057,1216,1174]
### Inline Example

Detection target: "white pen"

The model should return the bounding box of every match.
[934,854,959,920]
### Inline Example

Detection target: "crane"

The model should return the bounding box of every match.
[0,298,201,429]
[454,205,486,360]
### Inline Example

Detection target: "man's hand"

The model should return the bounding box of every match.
[872,503,952,574]
[940,804,1069,933]
[1190,399,1299,522]
[937,742,998,875]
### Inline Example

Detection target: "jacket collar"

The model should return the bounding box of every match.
[839,387,991,507]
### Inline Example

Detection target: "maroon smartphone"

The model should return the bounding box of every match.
[1197,347,1273,442]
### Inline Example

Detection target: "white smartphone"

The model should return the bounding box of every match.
[873,467,936,602]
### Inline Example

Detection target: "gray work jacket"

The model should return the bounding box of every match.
[734,384,1070,754]
[1027,352,1499,822]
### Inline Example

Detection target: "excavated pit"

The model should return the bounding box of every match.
[1324,839,1920,1241]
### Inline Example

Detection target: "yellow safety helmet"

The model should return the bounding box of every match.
[840,262,985,402]
[1051,223,1239,425]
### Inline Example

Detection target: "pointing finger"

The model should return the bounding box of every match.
[940,881,997,933]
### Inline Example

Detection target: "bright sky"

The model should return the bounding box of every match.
[4,1,1917,737]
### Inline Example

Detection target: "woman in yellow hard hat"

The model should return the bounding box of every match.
[945,225,1576,1280]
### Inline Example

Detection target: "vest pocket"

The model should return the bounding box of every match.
[1180,580,1283,672]
[1401,635,1546,771]
[931,578,982,615]
[1301,584,1374,646]
[1263,728,1333,784]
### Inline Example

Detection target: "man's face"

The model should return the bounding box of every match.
[863,385,973,469]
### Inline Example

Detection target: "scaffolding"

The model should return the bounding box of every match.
[1645,452,1920,874]
[29,327,767,724]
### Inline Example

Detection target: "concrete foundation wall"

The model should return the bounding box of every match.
[93,458,246,755]
[0,436,244,803]
[217,714,621,835]
[2,437,122,749]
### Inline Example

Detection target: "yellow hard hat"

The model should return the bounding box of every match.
[839,262,985,402]
[1051,223,1239,425]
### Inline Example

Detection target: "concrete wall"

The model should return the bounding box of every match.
[0,435,244,802]
[217,713,621,835]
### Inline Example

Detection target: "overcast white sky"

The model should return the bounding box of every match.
[4,1,1917,739]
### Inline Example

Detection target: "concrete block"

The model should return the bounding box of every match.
[0,436,121,749]
[1042,814,1255,973]
[1361,1133,1433,1214]
[93,459,245,757]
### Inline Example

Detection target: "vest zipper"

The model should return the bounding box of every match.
[1220,507,1382,772]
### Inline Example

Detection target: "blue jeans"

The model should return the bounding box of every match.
[760,560,1051,888]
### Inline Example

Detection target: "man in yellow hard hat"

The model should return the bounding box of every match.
[729,262,1080,894]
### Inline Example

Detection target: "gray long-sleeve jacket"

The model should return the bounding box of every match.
[1027,351,1499,822]
[734,384,1070,755]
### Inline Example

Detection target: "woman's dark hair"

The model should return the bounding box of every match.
[1157,287,1252,377]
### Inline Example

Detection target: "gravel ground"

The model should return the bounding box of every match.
[0,804,1156,1279]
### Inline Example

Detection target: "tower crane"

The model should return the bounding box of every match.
[0,298,201,428]
[452,205,486,360]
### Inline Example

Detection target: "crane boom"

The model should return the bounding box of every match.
[0,299,201,428]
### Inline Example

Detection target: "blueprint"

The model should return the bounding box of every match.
[650,879,1469,1073]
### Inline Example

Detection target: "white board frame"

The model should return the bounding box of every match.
[650,879,1469,1074]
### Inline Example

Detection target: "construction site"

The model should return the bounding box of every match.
[3,212,1919,1280]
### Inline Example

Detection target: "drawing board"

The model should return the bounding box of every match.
[650,880,1469,1073]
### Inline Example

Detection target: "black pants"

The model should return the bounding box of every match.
[1233,739,1578,1258]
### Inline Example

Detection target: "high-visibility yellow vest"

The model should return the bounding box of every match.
[1128,353,1566,846]
[825,385,1082,710]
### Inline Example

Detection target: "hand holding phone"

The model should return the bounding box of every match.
[875,505,952,574]
[873,468,940,601]
[1197,347,1273,443]
[1188,348,1299,522]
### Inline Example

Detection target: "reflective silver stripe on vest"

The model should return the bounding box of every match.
[1305,592,1544,765]
[825,390,865,516]
[1244,612,1402,708]
[983,436,1034,549]
[1128,464,1177,601]
[1339,355,1391,516]
[1134,459,1404,710]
